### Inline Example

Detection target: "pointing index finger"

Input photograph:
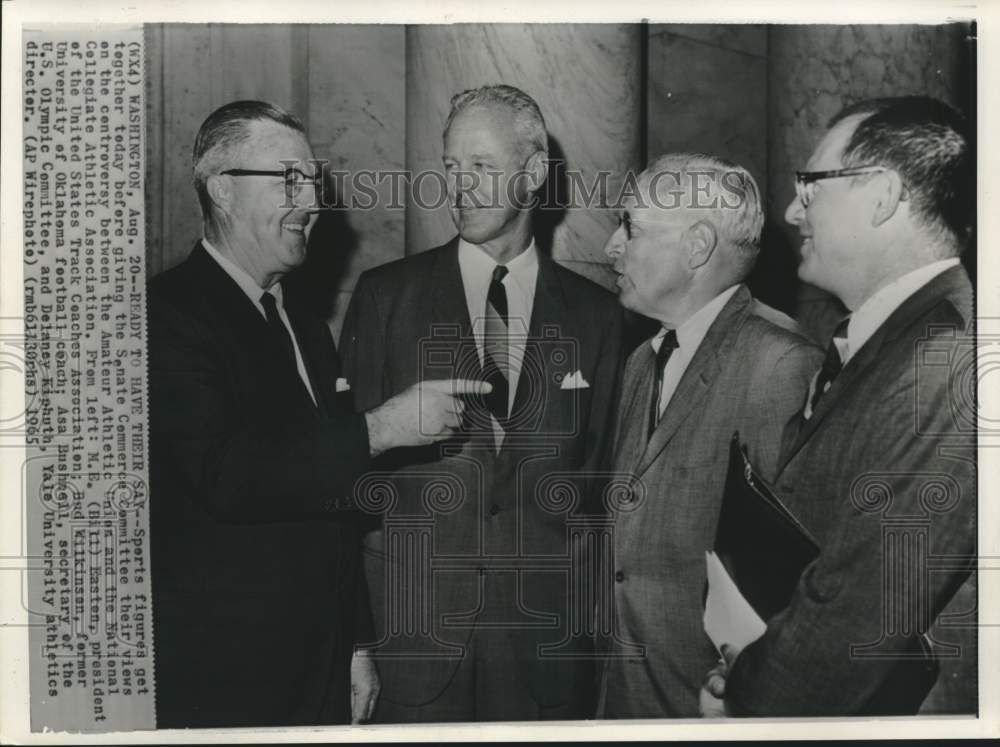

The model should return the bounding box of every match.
[423,378,493,396]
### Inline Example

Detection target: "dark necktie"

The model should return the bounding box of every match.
[260,291,298,374]
[648,329,679,439]
[806,316,850,418]
[483,264,510,425]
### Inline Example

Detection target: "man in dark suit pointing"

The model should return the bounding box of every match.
[148,100,489,728]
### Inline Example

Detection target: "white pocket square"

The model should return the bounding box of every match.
[335,377,351,392]
[560,370,590,389]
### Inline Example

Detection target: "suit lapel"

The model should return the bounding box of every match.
[635,285,751,478]
[776,265,972,475]
[190,242,320,416]
[284,299,337,416]
[506,254,568,438]
[427,239,493,437]
[616,344,656,476]
[430,238,477,348]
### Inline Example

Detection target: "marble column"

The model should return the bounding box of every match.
[145,24,405,340]
[766,23,973,343]
[405,24,643,289]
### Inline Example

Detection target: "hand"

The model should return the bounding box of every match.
[350,648,380,724]
[699,643,740,718]
[365,379,492,456]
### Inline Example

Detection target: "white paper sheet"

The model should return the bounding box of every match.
[703,550,767,653]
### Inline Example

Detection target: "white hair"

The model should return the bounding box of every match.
[641,152,764,270]
[445,84,548,158]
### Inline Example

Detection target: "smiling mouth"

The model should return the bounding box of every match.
[282,222,307,234]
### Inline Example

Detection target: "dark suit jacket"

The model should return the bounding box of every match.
[599,285,822,718]
[148,243,373,728]
[726,265,977,716]
[339,238,624,712]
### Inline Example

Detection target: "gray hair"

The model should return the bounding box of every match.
[641,152,764,270]
[444,84,548,158]
[192,100,305,217]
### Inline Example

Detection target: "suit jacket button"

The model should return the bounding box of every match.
[615,570,625,583]
[489,504,500,516]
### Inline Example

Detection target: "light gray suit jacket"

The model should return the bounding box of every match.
[598,284,822,718]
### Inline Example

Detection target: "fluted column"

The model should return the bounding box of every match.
[766,23,972,344]
[405,24,642,289]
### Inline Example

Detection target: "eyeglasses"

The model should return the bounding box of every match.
[616,212,679,241]
[794,166,887,207]
[220,168,323,195]
[617,213,633,240]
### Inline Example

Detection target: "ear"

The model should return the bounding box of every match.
[525,149,548,193]
[871,169,906,227]
[206,174,233,213]
[684,220,718,270]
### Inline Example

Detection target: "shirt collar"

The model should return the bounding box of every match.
[458,237,538,284]
[652,284,740,354]
[844,258,959,363]
[201,237,281,316]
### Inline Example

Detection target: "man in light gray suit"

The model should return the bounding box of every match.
[596,153,822,718]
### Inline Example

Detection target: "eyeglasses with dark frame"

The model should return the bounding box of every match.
[220,168,323,195]
[794,165,888,207]
[616,211,680,242]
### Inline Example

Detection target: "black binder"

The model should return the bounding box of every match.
[713,431,820,621]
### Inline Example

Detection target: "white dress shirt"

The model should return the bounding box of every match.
[650,284,740,419]
[458,237,539,413]
[201,238,317,405]
[839,258,960,366]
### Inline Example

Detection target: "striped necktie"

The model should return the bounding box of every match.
[483,264,510,427]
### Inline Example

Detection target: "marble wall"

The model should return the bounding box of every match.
[144,24,405,340]
[767,23,973,343]
[147,22,974,343]
[647,25,767,198]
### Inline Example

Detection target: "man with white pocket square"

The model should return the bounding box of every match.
[340,84,624,722]
[596,153,823,718]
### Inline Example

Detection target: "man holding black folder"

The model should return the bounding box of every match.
[705,96,976,716]
[596,154,822,718]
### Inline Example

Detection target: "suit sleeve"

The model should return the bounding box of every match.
[148,285,371,520]
[338,272,389,648]
[339,272,389,413]
[725,355,976,715]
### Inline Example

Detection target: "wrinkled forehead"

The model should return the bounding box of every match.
[807,113,868,171]
[621,169,695,221]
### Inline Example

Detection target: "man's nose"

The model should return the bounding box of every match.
[784,194,805,226]
[450,170,478,198]
[603,223,625,260]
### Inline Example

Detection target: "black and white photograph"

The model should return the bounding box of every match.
[1,0,996,741]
